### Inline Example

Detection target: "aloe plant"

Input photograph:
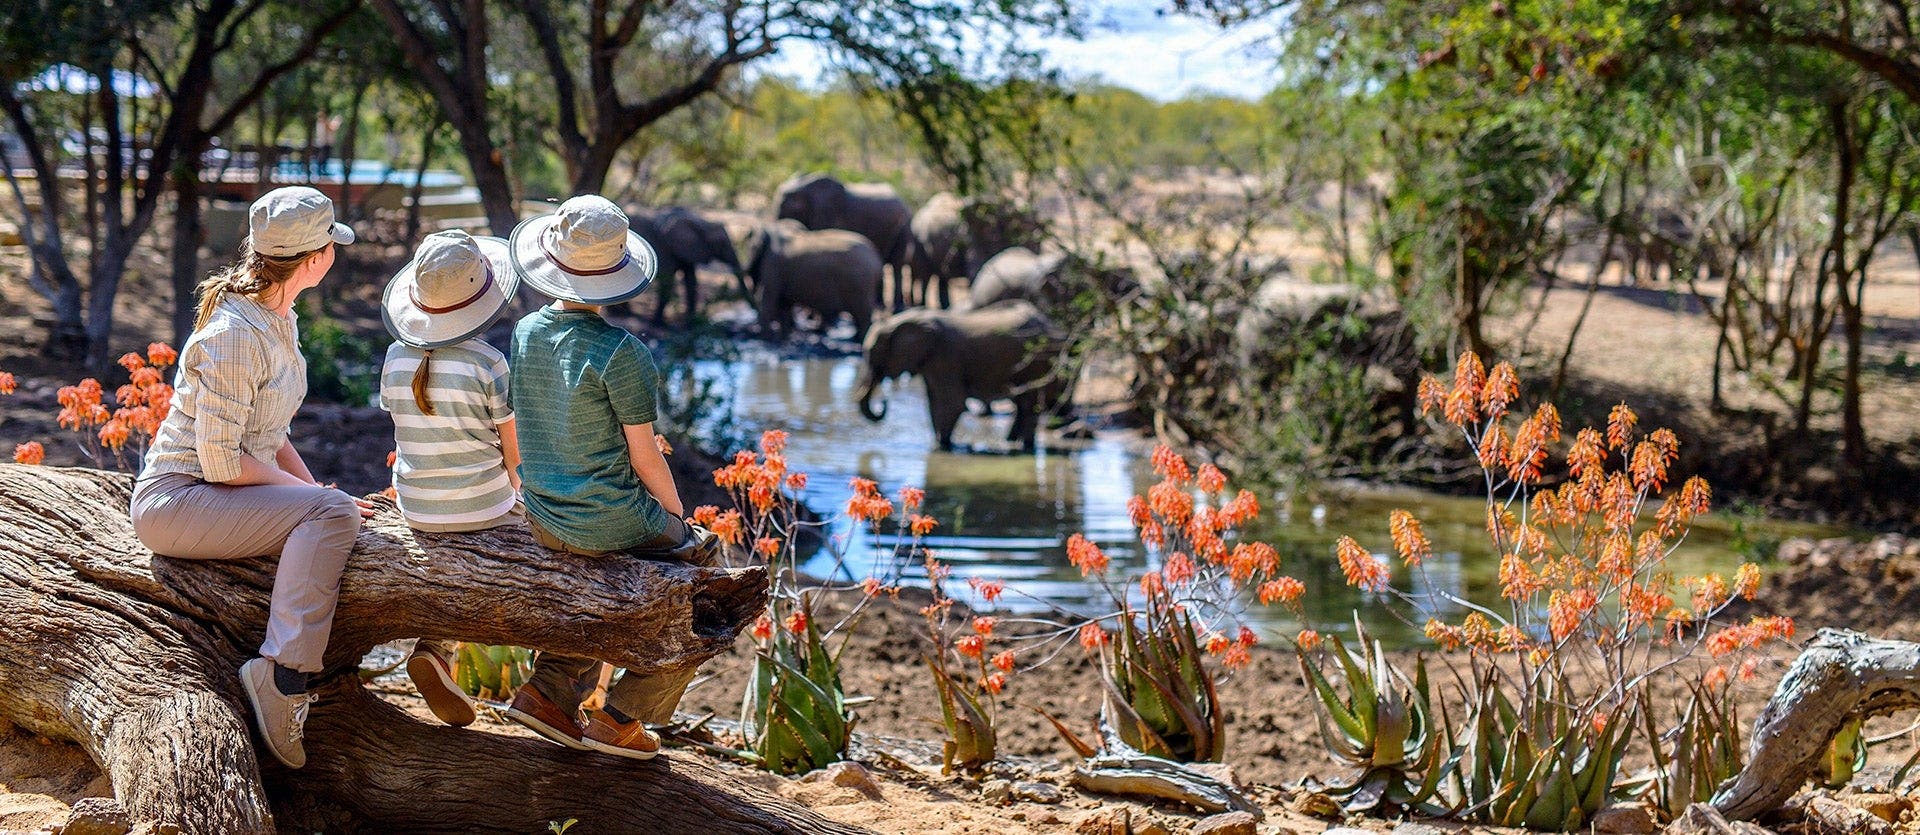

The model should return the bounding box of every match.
[928,659,995,773]
[1298,625,1453,813]
[1458,667,1632,831]
[1637,682,1744,819]
[740,598,854,775]
[452,643,533,702]
[1098,596,1224,762]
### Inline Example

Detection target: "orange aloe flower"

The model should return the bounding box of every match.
[970,616,996,637]
[1336,537,1388,592]
[1196,463,1227,494]
[1296,629,1323,651]
[751,614,774,640]
[991,650,1015,672]
[783,611,808,634]
[968,578,1005,603]
[955,635,985,658]
[147,342,178,368]
[13,442,45,465]
[981,672,1007,694]
[1066,533,1109,576]
[1388,510,1431,567]
[758,429,788,456]
[1258,576,1305,605]
[1078,622,1111,650]
[0,372,14,395]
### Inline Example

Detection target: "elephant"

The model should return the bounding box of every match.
[745,219,882,342]
[906,192,1045,309]
[774,173,913,311]
[856,299,1071,453]
[626,207,748,326]
[968,247,1139,313]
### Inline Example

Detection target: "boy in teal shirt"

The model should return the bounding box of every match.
[504,195,717,759]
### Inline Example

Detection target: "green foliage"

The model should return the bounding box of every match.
[1638,683,1744,820]
[927,658,995,773]
[1099,590,1225,762]
[451,643,533,703]
[740,598,854,776]
[1298,627,1451,814]
[1455,667,1632,831]
[296,305,380,406]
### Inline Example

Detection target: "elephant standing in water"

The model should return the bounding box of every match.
[628,207,748,325]
[746,220,881,342]
[774,173,913,311]
[856,300,1070,453]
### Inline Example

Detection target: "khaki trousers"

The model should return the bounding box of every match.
[524,514,699,725]
[130,472,361,673]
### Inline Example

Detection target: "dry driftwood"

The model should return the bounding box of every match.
[1068,719,1259,816]
[1713,628,1920,820]
[0,464,867,834]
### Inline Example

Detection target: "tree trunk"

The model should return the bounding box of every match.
[0,464,864,835]
[171,169,205,346]
[1714,629,1920,820]
[452,114,518,237]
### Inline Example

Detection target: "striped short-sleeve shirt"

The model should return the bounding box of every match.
[379,338,516,527]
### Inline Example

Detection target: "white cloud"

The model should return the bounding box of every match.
[752,3,1281,102]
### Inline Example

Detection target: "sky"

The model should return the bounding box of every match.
[757,2,1284,102]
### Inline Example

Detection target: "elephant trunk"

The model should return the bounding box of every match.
[856,368,887,422]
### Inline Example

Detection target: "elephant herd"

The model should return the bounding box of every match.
[620,173,1075,453]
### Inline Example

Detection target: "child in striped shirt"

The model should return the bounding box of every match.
[378,230,523,727]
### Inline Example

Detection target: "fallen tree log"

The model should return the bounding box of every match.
[0,464,866,834]
[1713,628,1920,820]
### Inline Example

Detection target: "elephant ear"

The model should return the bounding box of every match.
[893,312,951,374]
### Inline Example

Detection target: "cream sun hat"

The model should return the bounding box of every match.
[508,195,657,305]
[249,186,355,256]
[381,230,518,349]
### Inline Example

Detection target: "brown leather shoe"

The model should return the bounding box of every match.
[581,709,662,760]
[407,644,476,728]
[506,685,588,750]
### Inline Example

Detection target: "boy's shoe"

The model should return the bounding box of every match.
[407,644,477,727]
[581,709,662,760]
[506,685,588,750]
[660,523,721,567]
[239,657,316,769]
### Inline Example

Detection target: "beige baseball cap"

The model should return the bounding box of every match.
[509,195,656,305]
[381,231,517,349]
[249,186,355,257]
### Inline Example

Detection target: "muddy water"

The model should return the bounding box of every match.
[694,354,1838,646]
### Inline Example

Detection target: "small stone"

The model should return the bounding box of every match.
[1803,796,1893,835]
[1391,824,1447,835]
[1133,817,1171,835]
[61,798,131,835]
[1661,803,1770,835]
[1292,791,1343,818]
[1012,781,1064,804]
[1192,810,1258,835]
[1074,808,1131,835]
[1844,792,1915,823]
[1592,802,1659,835]
[981,779,1013,804]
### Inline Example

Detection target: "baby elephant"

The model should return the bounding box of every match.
[747,219,881,342]
[855,300,1070,453]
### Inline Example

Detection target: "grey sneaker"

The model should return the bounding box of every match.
[239,657,316,769]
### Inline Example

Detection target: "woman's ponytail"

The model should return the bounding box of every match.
[191,273,231,333]
[411,349,436,416]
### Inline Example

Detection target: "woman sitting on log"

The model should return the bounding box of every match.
[376,229,523,727]
[130,186,374,770]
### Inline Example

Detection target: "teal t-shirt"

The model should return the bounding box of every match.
[510,305,671,552]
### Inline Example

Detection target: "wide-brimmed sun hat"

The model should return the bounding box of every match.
[250,186,355,256]
[382,230,518,349]
[509,195,657,305]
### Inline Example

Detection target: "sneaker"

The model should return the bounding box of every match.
[239,657,316,769]
[581,709,662,760]
[506,685,588,750]
[406,644,476,728]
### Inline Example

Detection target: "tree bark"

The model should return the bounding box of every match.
[0,464,862,835]
[1713,629,1920,820]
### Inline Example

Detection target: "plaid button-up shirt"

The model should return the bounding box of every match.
[142,294,307,482]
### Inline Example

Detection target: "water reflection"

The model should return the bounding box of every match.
[698,353,1839,647]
